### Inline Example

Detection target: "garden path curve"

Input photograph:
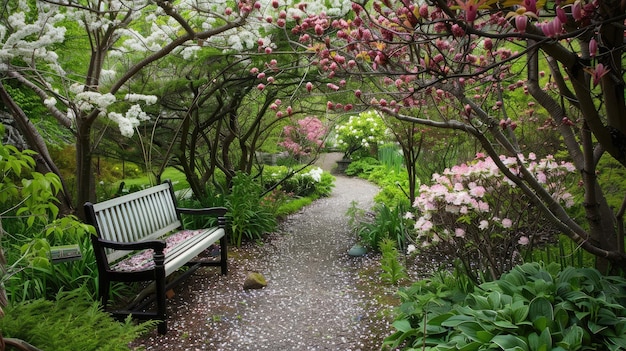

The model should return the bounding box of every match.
[131,153,396,351]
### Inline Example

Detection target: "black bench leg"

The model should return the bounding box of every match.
[219,235,228,275]
[99,276,110,309]
[155,253,168,334]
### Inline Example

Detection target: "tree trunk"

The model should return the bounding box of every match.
[75,115,96,220]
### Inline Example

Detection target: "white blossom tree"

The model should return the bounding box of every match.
[0,0,305,216]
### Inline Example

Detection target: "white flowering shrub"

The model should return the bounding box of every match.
[333,110,389,159]
[263,166,334,198]
[408,153,577,281]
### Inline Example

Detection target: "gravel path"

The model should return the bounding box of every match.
[132,154,396,350]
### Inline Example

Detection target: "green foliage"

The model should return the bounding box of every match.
[274,197,313,218]
[384,263,626,351]
[345,157,381,176]
[378,144,404,174]
[225,172,277,246]
[531,235,595,269]
[380,238,408,285]
[358,203,408,251]
[261,165,335,198]
[597,156,626,216]
[345,157,411,208]
[3,84,71,147]
[177,185,226,230]
[0,290,155,351]
[1,128,98,303]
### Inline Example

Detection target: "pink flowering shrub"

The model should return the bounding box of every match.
[278,116,327,158]
[409,153,576,281]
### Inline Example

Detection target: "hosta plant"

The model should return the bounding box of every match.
[384,262,626,351]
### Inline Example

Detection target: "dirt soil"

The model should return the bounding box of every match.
[130,153,442,351]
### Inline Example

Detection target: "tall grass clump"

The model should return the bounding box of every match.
[378,144,404,175]
[225,172,277,246]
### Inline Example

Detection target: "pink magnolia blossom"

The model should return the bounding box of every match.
[515,16,527,33]
[590,63,609,87]
[279,116,327,156]
[572,1,583,20]
[455,0,483,22]
[556,7,568,23]
[589,38,598,57]
[522,0,538,14]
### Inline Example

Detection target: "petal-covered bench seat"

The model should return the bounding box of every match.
[112,229,220,273]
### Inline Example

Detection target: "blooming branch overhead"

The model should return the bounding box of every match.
[285,0,626,266]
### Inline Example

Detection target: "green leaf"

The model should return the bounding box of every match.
[512,302,530,324]
[457,341,482,351]
[529,297,553,323]
[441,314,475,327]
[532,316,549,331]
[528,332,543,351]
[491,335,529,351]
[587,321,607,335]
[559,325,584,350]
[493,319,519,330]
[428,312,454,326]
[553,306,570,331]
[488,291,502,308]
[528,327,552,351]
[458,322,495,343]
[392,319,413,333]
[497,279,520,296]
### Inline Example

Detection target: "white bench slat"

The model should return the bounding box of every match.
[164,228,225,276]
[93,185,183,263]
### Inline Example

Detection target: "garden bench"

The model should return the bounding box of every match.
[84,180,228,334]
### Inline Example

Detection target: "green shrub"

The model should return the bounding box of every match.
[345,157,380,177]
[225,172,277,246]
[262,166,335,198]
[0,290,154,351]
[358,203,409,251]
[177,185,226,230]
[274,197,313,218]
[1,128,98,303]
[333,111,389,159]
[384,262,626,350]
[5,224,98,303]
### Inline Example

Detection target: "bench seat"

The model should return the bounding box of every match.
[112,228,222,275]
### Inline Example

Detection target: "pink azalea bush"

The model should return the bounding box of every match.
[409,153,576,281]
[279,116,327,157]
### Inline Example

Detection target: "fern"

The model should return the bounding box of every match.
[379,239,408,285]
[0,290,155,351]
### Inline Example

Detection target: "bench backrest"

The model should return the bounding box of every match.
[85,182,182,263]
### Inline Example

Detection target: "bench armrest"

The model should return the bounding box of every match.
[95,237,167,252]
[177,207,227,217]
